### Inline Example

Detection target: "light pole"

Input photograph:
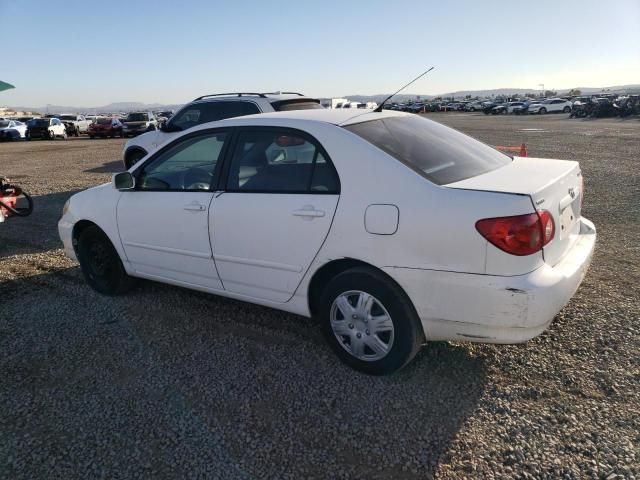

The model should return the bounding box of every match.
[539,84,544,97]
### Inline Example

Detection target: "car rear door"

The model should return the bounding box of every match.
[117,129,231,289]
[210,127,340,302]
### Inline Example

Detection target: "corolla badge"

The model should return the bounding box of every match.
[568,187,576,199]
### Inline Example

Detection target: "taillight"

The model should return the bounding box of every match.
[475,210,555,256]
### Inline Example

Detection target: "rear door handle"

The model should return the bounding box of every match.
[183,202,207,212]
[292,206,325,218]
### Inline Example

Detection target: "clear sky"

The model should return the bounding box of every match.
[1,0,639,107]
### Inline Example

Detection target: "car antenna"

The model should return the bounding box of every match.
[374,66,435,112]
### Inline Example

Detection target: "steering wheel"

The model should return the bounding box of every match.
[181,167,213,190]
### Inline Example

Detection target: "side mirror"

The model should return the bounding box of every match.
[113,172,135,190]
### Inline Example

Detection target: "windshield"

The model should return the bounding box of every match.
[126,113,148,122]
[97,118,112,125]
[59,115,76,121]
[0,121,9,128]
[29,119,49,127]
[344,115,511,185]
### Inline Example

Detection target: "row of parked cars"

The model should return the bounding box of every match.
[385,94,640,118]
[0,111,175,142]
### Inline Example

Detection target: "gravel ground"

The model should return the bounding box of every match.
[0,115,638,479]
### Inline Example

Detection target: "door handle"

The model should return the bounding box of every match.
[292,206,325,218]
[183,202,207,212]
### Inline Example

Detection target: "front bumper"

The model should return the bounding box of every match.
[384,218,596,343]
[58,212,77,262]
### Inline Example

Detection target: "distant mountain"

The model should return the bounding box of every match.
[5,84,639,113]
[6,101,183,115]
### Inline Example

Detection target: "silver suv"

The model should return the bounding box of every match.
[122,92,322,169]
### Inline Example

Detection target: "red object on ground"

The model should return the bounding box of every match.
[494,143,527,157]
[0,189,18,218]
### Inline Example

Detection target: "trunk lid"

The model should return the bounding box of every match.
[446,157,583,266]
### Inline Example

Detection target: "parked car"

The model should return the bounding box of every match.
[0,119,27,141]
[122,112,158,138]
[88,117,124,138]
[482,102,502,114]
[528,98,573,114]
[121,92,324,169]
[155,110,174,126]
[58,114,91,137]
[464,101,485,112]
[60,109,595,374]
[26,117,67,140]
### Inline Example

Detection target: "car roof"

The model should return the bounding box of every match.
[215,108,410,127]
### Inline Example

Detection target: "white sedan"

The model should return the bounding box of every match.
[528,98,573,114]
[58,109,596,374]
[0,119,27,140]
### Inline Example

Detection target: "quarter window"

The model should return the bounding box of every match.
[226,129,339,193]
[138,132,228,191]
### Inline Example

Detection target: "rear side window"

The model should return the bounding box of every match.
[225,128,339,193]
[270,100,323,111]
[169,101,260,131]
[344,116,511,185]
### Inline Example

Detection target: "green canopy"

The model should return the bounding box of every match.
[0,80,15,92]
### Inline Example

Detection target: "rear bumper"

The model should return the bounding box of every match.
[384,217,596,343]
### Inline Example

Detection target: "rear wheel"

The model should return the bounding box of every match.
[49,130,55,140]
[77,226,135,295]
[319,267,424,375]
[563,106,571,113]
[539,107,547,114]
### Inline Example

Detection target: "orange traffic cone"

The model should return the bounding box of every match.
[519,143,527,157]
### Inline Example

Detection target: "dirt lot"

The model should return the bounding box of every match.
[1,114,639,479]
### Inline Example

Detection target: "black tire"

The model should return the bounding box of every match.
[49,130,55,140]
[77,226,135,295]
[89,135,95,139]
[124,149,146,169]
[563,106,571,113]
[539,107,547,114]
[75,129,80,137]
[318,267,424,375]
[469,107,475,112]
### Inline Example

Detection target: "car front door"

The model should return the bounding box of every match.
[211,127,340,302]
[117,129,230,289]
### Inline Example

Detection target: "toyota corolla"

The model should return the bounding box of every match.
[59,109,596,374]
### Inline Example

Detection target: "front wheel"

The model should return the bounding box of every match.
[77,226,135,295]
[319,267,424,375]
[49,130,55,140]
[539,107,547,114]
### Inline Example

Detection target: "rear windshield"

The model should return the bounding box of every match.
[0,121,9,128]
[271,100,323,112]
[59,115,76,120]
[29,119,49,127]
[344,115,511,185]
[97,118,112,125]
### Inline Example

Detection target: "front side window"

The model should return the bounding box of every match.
[226,129,339,193]
[344,115,511,185]
[138,131,228,191]
[169,101,260,132]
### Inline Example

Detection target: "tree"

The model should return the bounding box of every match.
[544,90,557,97]
[568,88,581,96]
[525,92,537,98]
[465,94,472,100]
